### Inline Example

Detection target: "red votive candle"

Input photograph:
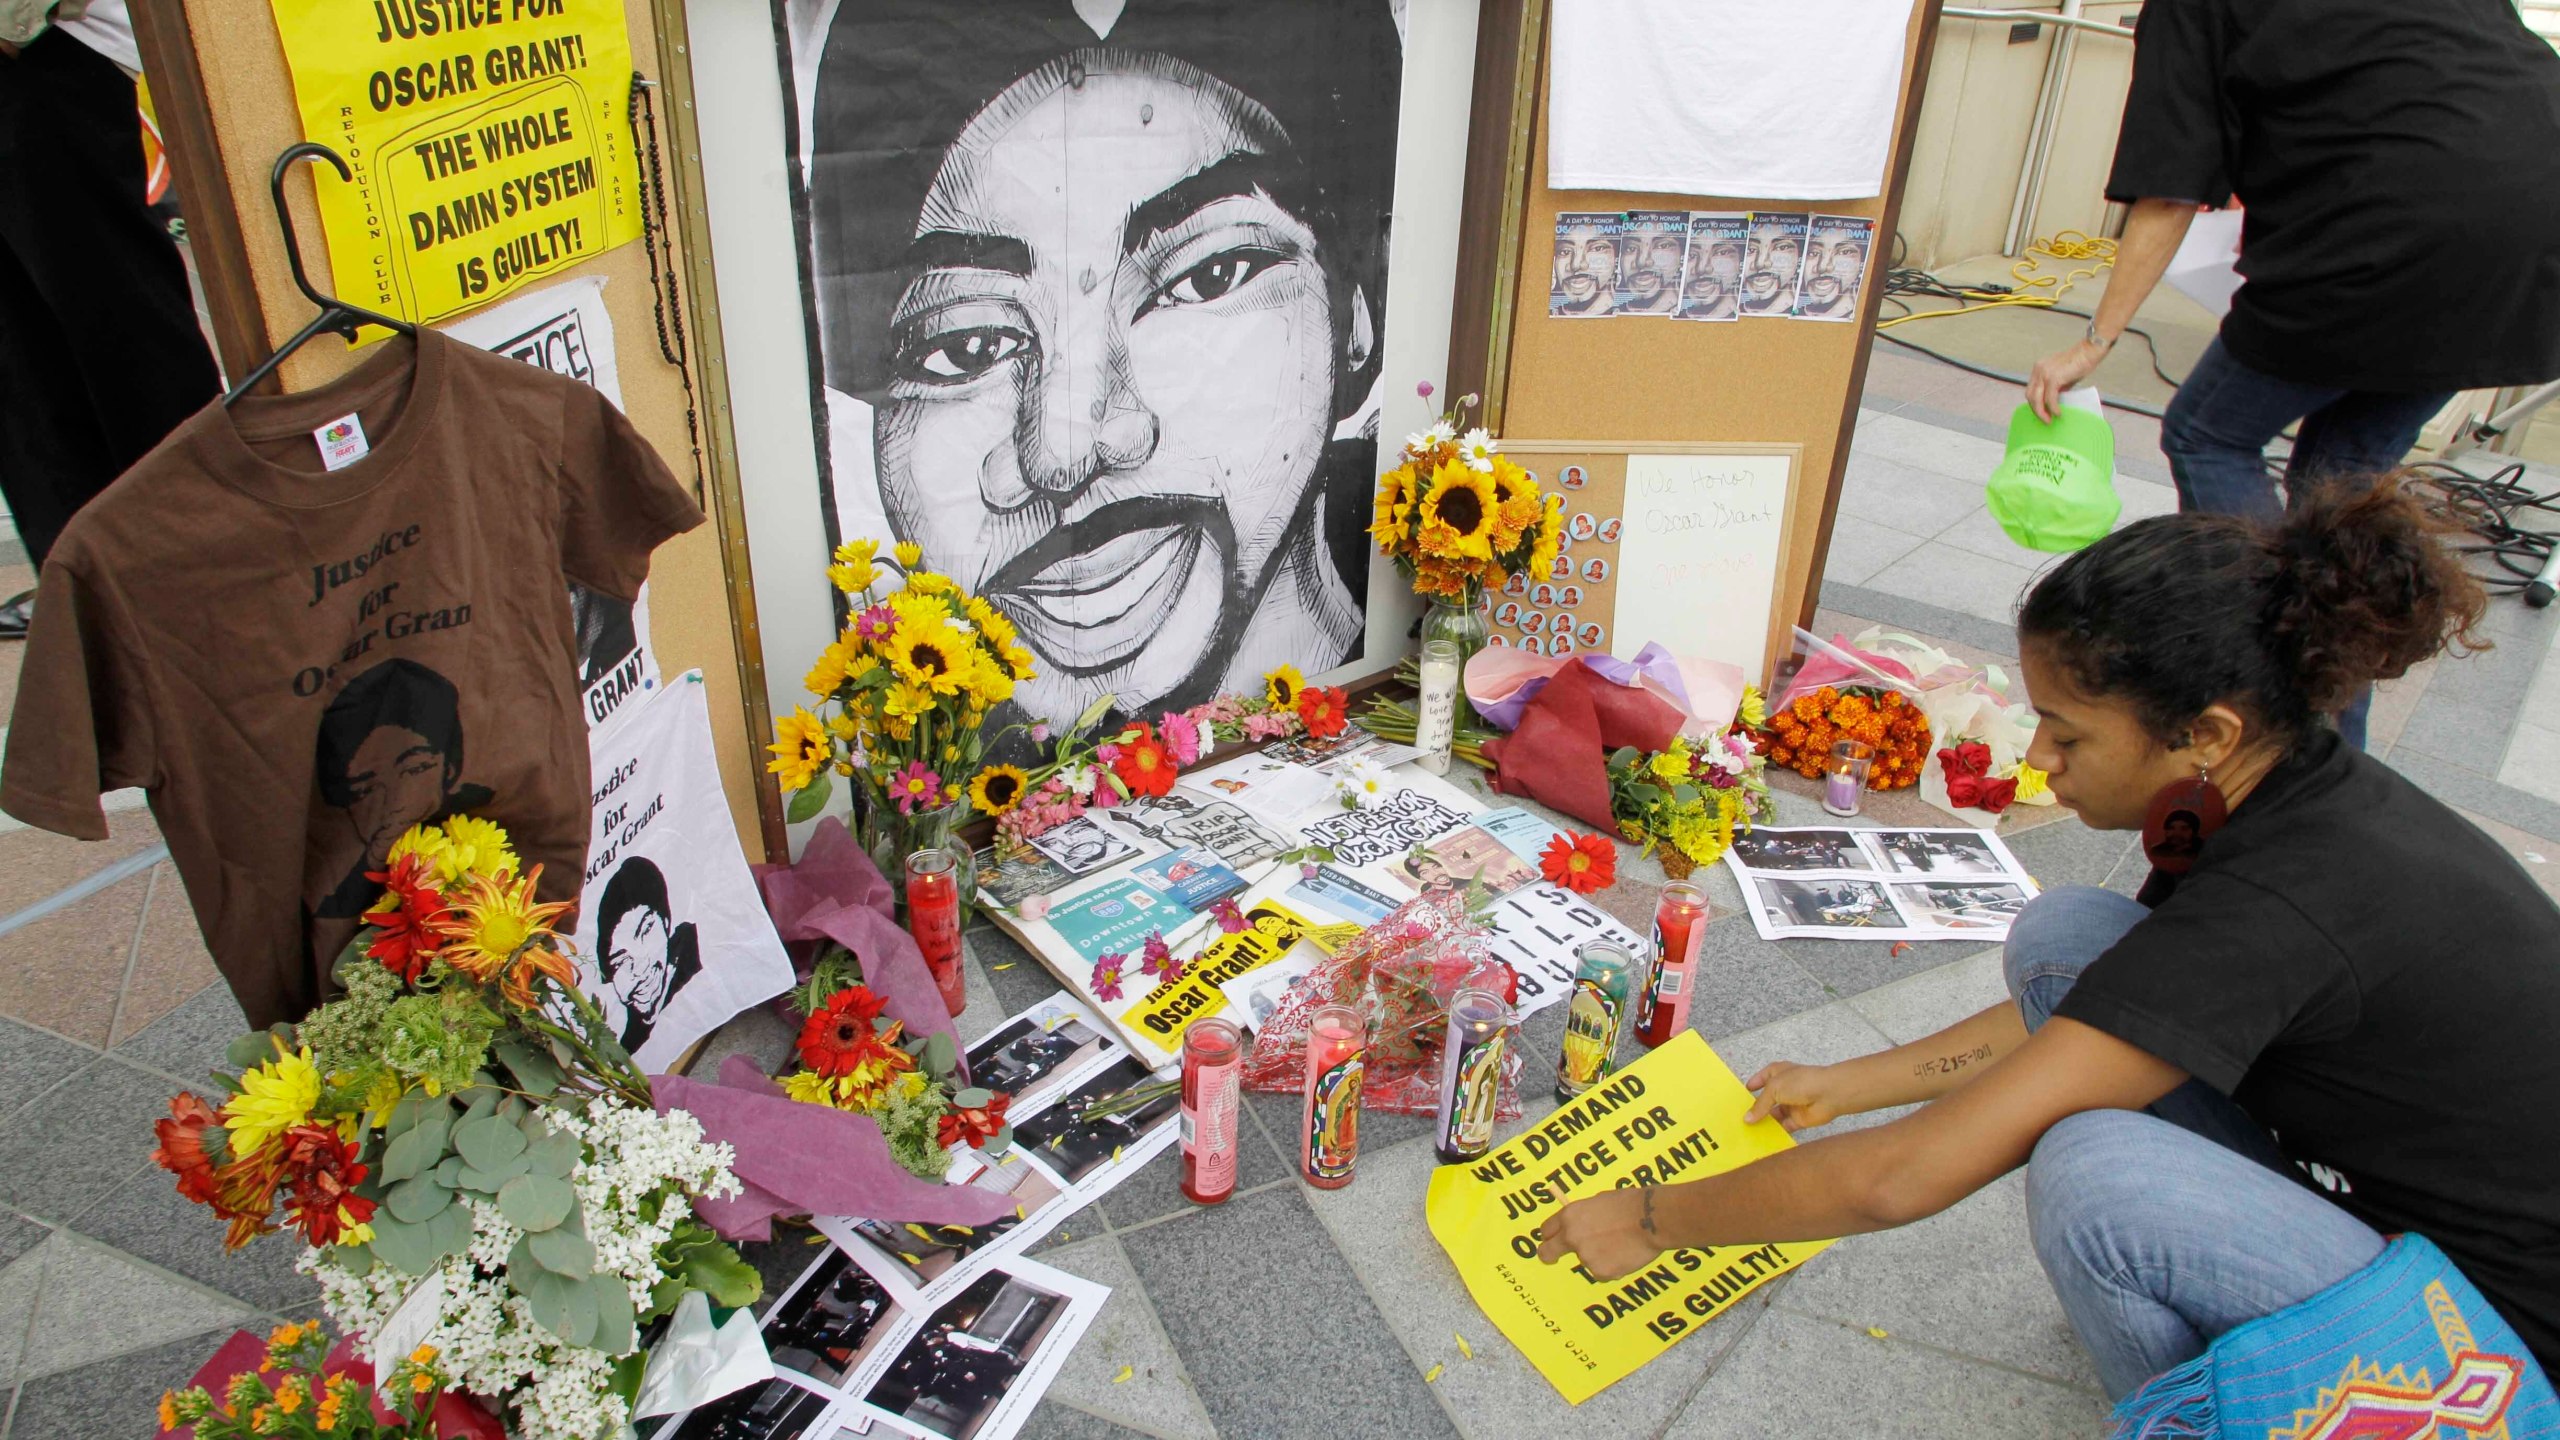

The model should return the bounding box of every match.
[1636,880,1711,1048]
[904,846,966,1017]
[1181,1018,1244,1205]
[1301,1003,1367,1190]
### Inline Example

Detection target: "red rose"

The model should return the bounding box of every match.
[1978,776,2019,814]
[1938,741,1992,779]
[1945,771,1983,809]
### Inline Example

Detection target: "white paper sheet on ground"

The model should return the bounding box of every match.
[1176,751,1336,829]
[817,992,1168,1315]
[1100,792,1290,875]
[656,1371,848,1438]
[1608,451,1793,682]
[1479,881,1651,1017]
[571,675,795,1072]
[845,1256,1110,1440]
[1720,825,2040,941]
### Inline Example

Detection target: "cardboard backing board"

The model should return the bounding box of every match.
[1493,441,1800,683]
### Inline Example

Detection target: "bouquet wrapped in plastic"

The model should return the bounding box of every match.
[1240,891,1524,1119]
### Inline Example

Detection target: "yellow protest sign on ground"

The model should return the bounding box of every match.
[1116,902,1310,1062]
[1424,1031,1833,1404]
[267,0,644,325]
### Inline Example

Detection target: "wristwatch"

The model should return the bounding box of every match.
[2084,320,2118,351]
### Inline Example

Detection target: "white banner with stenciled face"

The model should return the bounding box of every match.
[571,673,794,1072]
[781,0,1405,737]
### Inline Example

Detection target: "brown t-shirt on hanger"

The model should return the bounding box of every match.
[0,329,703,1026]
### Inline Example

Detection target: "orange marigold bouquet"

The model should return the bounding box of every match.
[1368,383,1566,599]
[1758,685,1931,791]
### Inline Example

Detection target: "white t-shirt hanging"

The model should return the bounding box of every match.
[1547,0,1912,201]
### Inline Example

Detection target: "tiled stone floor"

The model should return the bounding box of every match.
[2,349,2557,1438]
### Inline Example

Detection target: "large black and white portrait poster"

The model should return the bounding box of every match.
[780,0,1406,733]
[573,673,795,1072]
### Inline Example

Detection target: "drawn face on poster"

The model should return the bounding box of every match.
[1617,213,1687,316]
[1741,213,1807,315]
[1549,213,1621,317]
[312,658,495,919]
[596,857,703,1052]
[795,0,1403,734]
[1795,217,1872,320]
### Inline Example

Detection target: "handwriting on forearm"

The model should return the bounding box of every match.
[1914,1043,1994,1079]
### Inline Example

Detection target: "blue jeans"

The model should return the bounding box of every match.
[2004,887,2385,1399]
[2159,339,2453,751]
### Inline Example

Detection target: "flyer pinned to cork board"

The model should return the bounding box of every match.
[266,0,646,325]
[1424,1031,1832,1403]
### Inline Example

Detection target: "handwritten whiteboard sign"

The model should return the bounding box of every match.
[1609,452,1794,678]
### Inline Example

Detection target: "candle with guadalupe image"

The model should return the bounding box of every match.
[903,846,965,1015]
[1181,1018,1244,1205]
[1434,987,1513,1163]
[1302,1004,1367,1189]
[1557,942,1635,1099]
[1637,881,1710,1047]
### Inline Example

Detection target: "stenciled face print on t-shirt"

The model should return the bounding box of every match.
[311,656,494,919]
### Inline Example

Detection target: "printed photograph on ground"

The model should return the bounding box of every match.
[1753,876,1905,931]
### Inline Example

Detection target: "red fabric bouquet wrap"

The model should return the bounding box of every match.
[1482,661,1687,834]
[1239,892,1524,1118]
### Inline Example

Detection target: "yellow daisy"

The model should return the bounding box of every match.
[224,1044,322,1155]
[893,540,924,569]
[805,639,858,699]
[438,815,519,881]
[767,708,832,792]
[1369,466,1415,549]
[883,679,936,720]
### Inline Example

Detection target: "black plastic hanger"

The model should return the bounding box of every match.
[221,142,418,405]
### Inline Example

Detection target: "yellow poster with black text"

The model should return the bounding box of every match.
[1424,1031,1832,1403]
[266,0,643,326]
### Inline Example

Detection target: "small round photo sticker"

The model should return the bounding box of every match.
[1577,621,1605,648]
[1504,572,1528,597]
[1495,600,1522,626]
[1581,556,1611,583]
[1562,464,1587,490]
[1598,516,1624,544]
[1559,584,1584,607]
[1569,512,1598,541]
[1550,553,1573,579]
[1521,610,1546,635]
[1533,583,1556,606]
[1551,630,1578,655]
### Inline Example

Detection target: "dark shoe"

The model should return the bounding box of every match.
[0,589,30,641]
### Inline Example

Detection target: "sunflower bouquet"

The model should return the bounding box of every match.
[1608,690,1777,877]
[766,539,1038,857]
[1368,385,1566,601]
[774,950,1015,1182]
[147,816,758,1440]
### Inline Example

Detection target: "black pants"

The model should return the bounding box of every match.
[0,29,219,572]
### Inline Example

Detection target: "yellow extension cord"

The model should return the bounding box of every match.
[1872,230,2118,330]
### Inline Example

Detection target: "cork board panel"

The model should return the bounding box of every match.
[1485,442,1800,683]
[174,0,762,850]
[1496,0,1932,682]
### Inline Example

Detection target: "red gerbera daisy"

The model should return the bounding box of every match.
[1540,831,1618,895]
[361,852,451,983]
[1111,725,1179,798]
[277,1124,377,1247]
[152,1092,224,1206]
[796,986,911,1080]
[1297,685,1348,740]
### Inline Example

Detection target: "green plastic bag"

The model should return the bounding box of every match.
[1987,400,2119,552]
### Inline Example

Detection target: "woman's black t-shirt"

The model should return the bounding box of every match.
[2055,730,2560,1367]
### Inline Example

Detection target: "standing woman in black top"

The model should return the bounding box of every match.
[1533,480,2560,1397]
[2022,0,2560,749]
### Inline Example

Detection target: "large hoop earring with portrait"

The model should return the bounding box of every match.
[2141,760,2228,875]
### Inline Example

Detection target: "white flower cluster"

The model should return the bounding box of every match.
[298,1097,745,1440]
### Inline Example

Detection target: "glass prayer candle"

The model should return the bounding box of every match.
[1180,1018,1244,1205]
[903,846,966,1017]
[1636,880,1711,1048]
[1824,739,1876,817]
[1415,638,1461,776]
[1301,1003,1367,1189]
[1557,942,1636,1099]
[1434,986,1512,1164]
